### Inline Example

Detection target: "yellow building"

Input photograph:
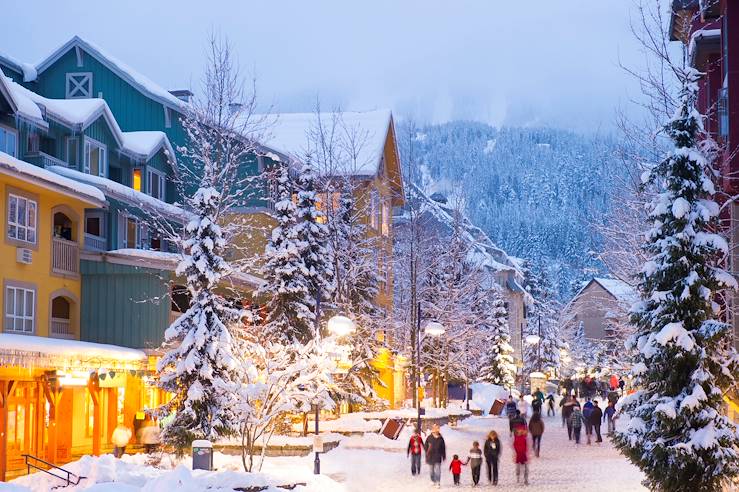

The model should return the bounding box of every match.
[0,151,154,480]
[249,110,407,408]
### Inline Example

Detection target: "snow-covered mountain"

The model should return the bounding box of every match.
[397,121,622,300]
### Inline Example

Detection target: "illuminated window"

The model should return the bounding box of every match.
[84,388,94,437]
[381,201,390,236]
[132,169,142,192]
[369,190,379,229]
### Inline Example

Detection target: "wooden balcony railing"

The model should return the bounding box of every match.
[25,151,70,169]
[52,237,79,275]
[50,317,73,337]
[84,233,107,252]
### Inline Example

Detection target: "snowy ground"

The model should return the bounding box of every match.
[4,410,646,491]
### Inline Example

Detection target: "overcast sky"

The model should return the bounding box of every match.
[2,1,648,132]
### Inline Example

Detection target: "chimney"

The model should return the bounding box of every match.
[169,89,193,103]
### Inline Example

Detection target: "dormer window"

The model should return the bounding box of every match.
[146,168,165,200]
[66,72,92,99]
[83,138,107,177]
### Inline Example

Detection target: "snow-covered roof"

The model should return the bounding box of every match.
[4,78,178,163]
[0,50,37,82]
[0,333,147,371]
[259,109,393,177]
[689,28,721,62]
[34,36,187,111]
[0,70,47,128]
[593,277,639,306]
[107,249,265,289]
[48,165,189,222]
[0,151,106,205]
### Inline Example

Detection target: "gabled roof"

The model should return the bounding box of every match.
[0,151,105,206]
[568,277,639,311]
[0,71,47,128]
[259,109,394,177]
[35,36,188,112]
[0,50,37,82]
[5,77,176,163]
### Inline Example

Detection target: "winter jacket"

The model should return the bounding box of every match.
[467,447,483,468]
[505,400,517,416]
[591,406,603,425]
[570,409,584,429]
[510,415,527,430]
[533,390,544,402]
[112,425,132,447]
[562,400,576,419]
[517,399,529,415]
[512,424,529,464]
[582,402,594,422]
[604,406,617,421]
[483,437,501,461]
[449,458,463,474]
[408,434,424,455]
[529,418,545,437]
[425,433,446,464]
[532,398,543,414]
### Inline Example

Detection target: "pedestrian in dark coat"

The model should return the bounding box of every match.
[583,398,595,445]
[529,412,545,457]
[483,430,501,485]
[425,424,446,486]
[604,401,617,435]
[591,401,604,443]
[562,396,577,439]
[546,393,556,417]
[570,407,584,444]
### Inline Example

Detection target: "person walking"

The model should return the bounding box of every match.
[483,430,501,485]
[562,396,577,440]
[604,401,617,435]
[546,392,556,417]
[112,422,132,458]
[505,395,518,435]
[407,427,424,476]
[449,454,463,486]
[512,420,530,485]
[517,395,529,418]
[531,395,543,415]
[582,398,595,445]
[465,441,483,486]
[529,412,545,457]
[139,418,161,454]
[425,424,446,487]
[591,400,604,443]
[570,406,584,445]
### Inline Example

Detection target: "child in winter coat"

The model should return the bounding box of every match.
[604,401,618,435]
[465,441,483,485]
[449,454,464,485]
[407,428,424,476]
[513,422,529,485]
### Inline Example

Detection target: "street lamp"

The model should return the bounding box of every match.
[416,302,445,434]
[313,313,356,475]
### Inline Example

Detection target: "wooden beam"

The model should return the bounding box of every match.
[42,376,62,464]
[0,381,8,482]
[88,374,101,456]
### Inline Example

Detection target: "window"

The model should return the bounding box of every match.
[125,217,138,248]
[4,285,35,333]
[83,138,107,177]
[65,73,92,99]
[132,169,142,192]
[85,215,103,237]
[27,134,39,153]
[66,137,79,167]
[0,126,17,157]
[146,169,165,200]
[381,201,390,236]
[369,189,379,229]
[7,194,37,244]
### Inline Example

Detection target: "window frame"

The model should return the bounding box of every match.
[65,72,93,99]
[369,189,379,230]
[83,137,107,177]
[146,167,165,201]
[65,136,79,167]
[7,192,38,246]
[4,281,36,334]
[0,124,18,157]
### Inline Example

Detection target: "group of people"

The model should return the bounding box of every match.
[111,418,162,457]
[562,374,626,400]
[560,394,618,445]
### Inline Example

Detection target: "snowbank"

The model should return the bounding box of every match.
[469,382,509,415]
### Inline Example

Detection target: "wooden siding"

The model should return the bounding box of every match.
[80,259,171,348]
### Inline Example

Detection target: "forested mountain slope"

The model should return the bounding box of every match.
[397,121,622,299]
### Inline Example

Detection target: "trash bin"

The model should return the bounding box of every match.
[192,439,213,471]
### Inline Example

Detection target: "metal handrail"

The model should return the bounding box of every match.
[21,454,86,487]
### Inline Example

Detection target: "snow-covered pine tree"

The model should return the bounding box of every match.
[477,287,516,390]
[258,163,314,343]
[613,69,739,492]
[294,161,335,324]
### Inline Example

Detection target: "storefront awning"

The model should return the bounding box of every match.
[0,333,148,372]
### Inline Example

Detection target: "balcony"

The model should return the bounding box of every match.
[52,237,79,275]
[50,317,74,338]
[84,233,107,252]
[25,151,70,169]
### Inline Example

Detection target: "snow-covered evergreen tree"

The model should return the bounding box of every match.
[614,70,739,492]
[258,163,314,343]
[477,288,516,390]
